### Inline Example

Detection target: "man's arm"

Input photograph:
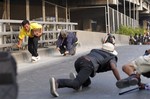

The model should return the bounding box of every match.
[17,39,23,48]
[110,61,121,81]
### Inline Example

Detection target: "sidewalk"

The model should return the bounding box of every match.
[16,45,100,73]
[17,45,150,99]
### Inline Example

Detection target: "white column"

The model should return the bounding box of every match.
[124,0,126,26]
[133,2,135,28]
[42,0,46,21]
[55,5,58,22]
[0,23,2,44]
[107,0,110,33]
[7,0,10,19]
[26,0,30,20]
[129,0,131,26]
[117,0,119,29]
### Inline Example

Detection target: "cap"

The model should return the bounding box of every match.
[102,43,118,55]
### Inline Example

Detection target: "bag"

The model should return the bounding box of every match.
[0,52,18,99]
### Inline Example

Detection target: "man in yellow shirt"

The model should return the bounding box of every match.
[17,20,43,62]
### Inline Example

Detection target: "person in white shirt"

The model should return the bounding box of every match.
[116,49,150,89]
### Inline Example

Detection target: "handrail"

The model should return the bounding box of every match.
[0,19,78,25]
[0,19,78,51]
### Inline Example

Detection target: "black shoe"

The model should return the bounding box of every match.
[116,74,139,89]
[50,77,59,97]
[69,72,82,91]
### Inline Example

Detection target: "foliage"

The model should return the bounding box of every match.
[116,25,144,36]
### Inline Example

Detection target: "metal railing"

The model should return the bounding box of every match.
[0,19,78,51]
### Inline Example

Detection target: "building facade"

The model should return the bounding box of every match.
[0,0,150,33]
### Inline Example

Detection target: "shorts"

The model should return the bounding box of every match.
[130,55,150,74]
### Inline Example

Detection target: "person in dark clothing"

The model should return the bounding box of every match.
[133,33,138,45]
[104,33,115,45]
[50,43,121,97]
[56,30,78,56]
[129,34,136,45]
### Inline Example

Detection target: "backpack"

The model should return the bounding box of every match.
[0,52,18,99]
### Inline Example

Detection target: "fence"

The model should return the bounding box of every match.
[108,7,139,34]
[109,8,139,33]
[0,19,78,51]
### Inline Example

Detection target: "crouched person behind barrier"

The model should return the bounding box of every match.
[56,30,78,56]
[0,52,18,99]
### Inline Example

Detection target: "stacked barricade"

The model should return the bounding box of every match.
[0,19,77,51]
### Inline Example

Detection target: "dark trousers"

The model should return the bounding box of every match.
[57,57,93,89]
[28,36,39,57]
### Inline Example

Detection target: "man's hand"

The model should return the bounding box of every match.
[17,39,23,48]
[16,44,22,48]
[56,47,60,51]
[31,29,42,37]
[64,51,69,54]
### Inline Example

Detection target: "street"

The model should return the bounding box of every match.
[17,45,150,99]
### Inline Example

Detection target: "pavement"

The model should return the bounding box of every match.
[16,45,150,99]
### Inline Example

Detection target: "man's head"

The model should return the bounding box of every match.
[60,29,68,38]
[102,43,118,55]
[21,20,30,31]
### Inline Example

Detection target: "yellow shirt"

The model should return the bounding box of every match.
[18,22,42,39]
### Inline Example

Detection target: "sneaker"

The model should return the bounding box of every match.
[31,56,38,62]
[36,56,40,60]
[69,72,82,91]
[31,56,40,62]
[50,77,59,97]
[116,74,139,89]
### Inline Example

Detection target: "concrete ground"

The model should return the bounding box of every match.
[17,45,150,99]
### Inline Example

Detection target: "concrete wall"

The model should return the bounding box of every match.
[76,31,129,48]
[11,31,129,63]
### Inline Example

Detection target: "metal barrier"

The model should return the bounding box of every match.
[0,19,78,51]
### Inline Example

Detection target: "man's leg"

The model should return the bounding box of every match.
[69,43,77,55]
[74,57,93,87]
[57,65,93,89]
[116,64,139,88]
[28,37,40,62]
[122,64,136,76]
[59,46,66,54]
[82,78,91,87]
[50,66,93,97]
[32,36,39,57]
[28,37,34,56]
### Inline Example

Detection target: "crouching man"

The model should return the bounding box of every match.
[56,29,78,56]
[50,43,121,97]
